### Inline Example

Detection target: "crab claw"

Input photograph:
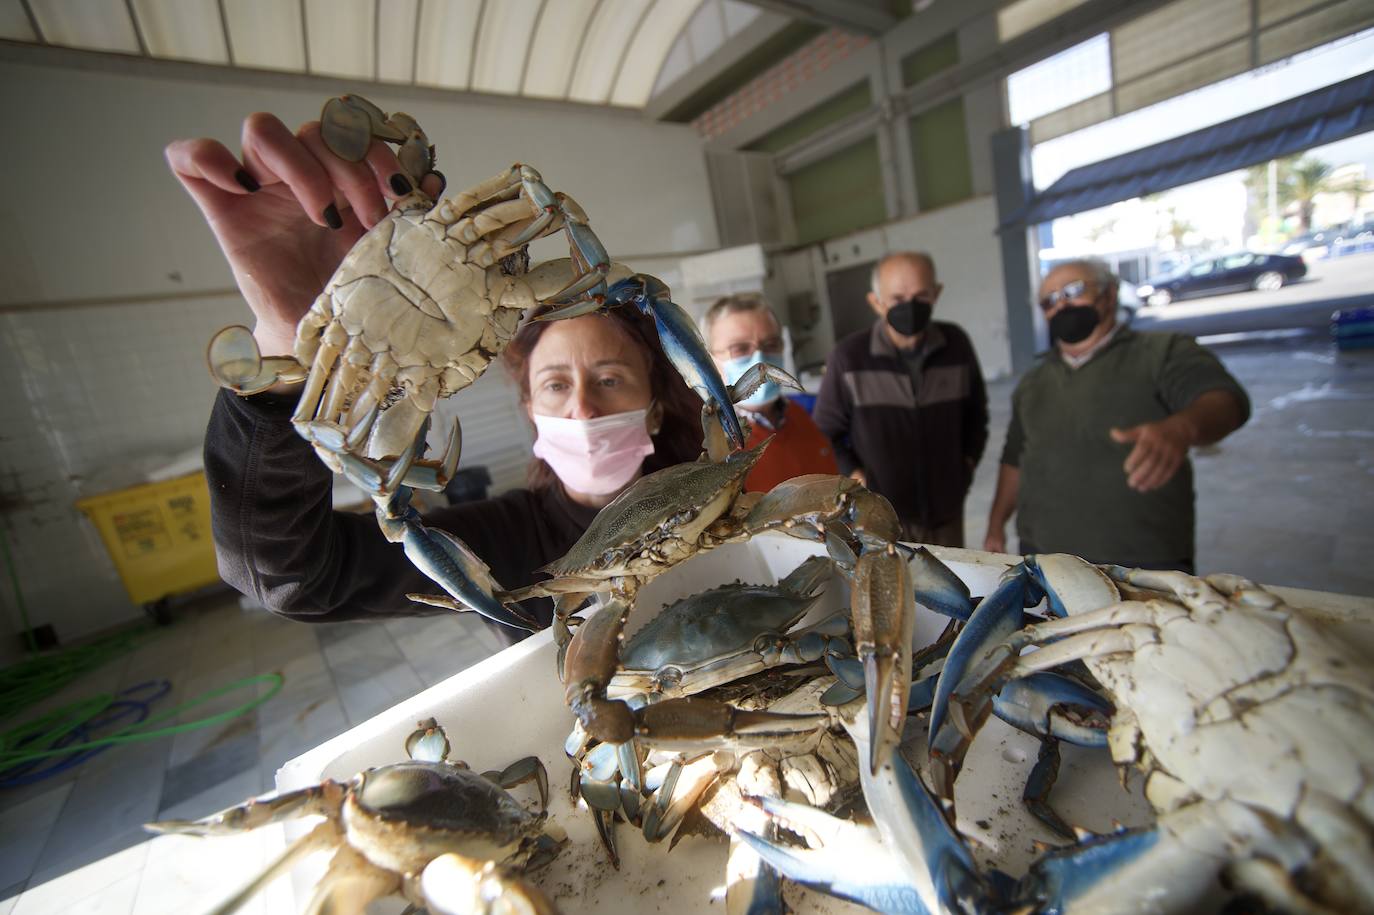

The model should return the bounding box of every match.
[927,562,1034,791]
[604,275,746,453]
[728,359,802,404]
[851,545,915,775]
[400,520,540,632]
[737,738,990,915]
[1025,553,1123,620]
[909,546,975,622]
[735,800,924,914]
[419,853,560,915]
[992,671,1111,746]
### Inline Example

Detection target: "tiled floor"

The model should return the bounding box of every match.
[0,607,504,915]
[1,332,1371,914]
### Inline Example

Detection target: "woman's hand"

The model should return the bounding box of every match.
[165,111,441,355]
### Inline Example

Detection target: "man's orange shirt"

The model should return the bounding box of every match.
[743,399,840,491]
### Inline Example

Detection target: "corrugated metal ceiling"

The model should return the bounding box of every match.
[0,0,711,108]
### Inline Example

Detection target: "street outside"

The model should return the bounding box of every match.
[1131,250,1374,338]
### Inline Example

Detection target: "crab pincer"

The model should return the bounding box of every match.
[851,543,916,776]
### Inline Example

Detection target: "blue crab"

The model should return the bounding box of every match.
[146,718,562,914]
[738,552,1374,915]
[562,556,851,857]
[205,93,764,635]
[523,465,916,781]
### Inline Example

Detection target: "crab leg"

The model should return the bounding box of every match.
[200,821,339,915]
[625,276,746,452]
[146,781,347,835]
[851,543,915,776]
[926,562,1037,793]
[632,696,828,753]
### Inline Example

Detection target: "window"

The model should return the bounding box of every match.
[1221,254,1255,269]
[1189,261,1215,276]
[1005,34,1113,126]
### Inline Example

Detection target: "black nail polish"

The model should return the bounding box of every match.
[323,203,343,230]
[235,169,260,192]
[430,170,447,197]
[389,173,413,196]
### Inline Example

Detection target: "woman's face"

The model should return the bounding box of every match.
[526,315,654,419]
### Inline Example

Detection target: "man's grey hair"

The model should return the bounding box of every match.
[1050,257,1117,291]
[702,292,779,340]
[870,251,936,295]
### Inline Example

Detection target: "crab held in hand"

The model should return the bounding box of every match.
[205,93,764,635]
[146,718,563,915]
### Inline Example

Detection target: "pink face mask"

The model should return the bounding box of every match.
[531,408,656,496]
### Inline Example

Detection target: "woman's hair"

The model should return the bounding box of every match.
[501,305,705,491]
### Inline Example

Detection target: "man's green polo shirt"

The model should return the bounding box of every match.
[1000,327,1249,565]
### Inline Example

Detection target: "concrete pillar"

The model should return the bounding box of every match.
[992,125,1039,374]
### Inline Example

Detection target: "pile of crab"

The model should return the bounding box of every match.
[166,94,1374,915]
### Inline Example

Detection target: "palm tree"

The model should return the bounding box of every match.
[1243,155,1363,234]
[1158,205,1195,250]
[1289,158,1334,232]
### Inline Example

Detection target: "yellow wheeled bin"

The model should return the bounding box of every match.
[76,471,221,621]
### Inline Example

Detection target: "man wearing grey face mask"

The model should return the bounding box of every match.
[814,251,989,547]
[983,258,1250,572]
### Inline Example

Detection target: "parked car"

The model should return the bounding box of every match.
[1281,229,1337,259]
[1136,252,1307,306]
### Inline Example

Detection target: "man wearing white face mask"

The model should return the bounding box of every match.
[703,294,838,491]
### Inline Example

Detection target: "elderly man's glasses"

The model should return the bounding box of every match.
[717,338,784,361]
[1038,279,1098,312]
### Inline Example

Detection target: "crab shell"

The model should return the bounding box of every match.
[618,580,823,674]
[542,442,768,582]
[342,761,547,876]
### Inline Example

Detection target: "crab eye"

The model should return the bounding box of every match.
[654,667,683,691]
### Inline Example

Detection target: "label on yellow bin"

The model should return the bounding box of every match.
[76,472,221,605]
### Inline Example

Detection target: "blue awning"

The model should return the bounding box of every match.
[1005,68,1374,227]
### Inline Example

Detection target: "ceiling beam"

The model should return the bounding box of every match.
[737,0,896,36]
[643,12,805,122]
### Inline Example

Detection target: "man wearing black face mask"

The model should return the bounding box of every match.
[814,251,989,547]
[983,259,1250,572]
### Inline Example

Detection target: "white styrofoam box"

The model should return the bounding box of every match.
[268,540,1093,913]
[271,538,1374,913]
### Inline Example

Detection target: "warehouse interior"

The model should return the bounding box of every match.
[1,0,1372,912]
